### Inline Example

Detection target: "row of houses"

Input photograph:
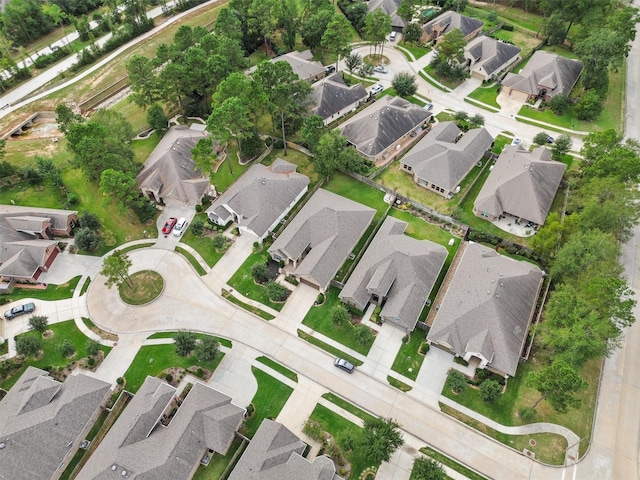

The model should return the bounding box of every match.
[0,367,342,480]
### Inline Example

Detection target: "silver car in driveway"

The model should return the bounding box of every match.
[334,358,355,373]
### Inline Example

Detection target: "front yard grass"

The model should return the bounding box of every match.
[297,329,363,366]
[227,248,286,312]
[122,343,224,393]
[243,367,294,438]
[1,320,112,390]
[321,392,376,423]
[467,83,501,110]
[302,287,376,355]
[424,65,465,90]
[180,214,227,268]
[147,331,232,348]
[255,356,298,382]
[323,172,388,222]
[221,289,276,320]
[174,246,207,275]
[390,328,428,381]
[417,446,489,480]
[1,275,81,302]
[309,403,373,479]
[397,42,430,60]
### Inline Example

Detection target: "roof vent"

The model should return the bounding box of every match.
[0,443,5,449]
[112,465,117,471]
[122,471,127,477]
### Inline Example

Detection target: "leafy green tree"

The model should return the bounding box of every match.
[55,104,82,133]
[469,113,485,128]
[533,132,551,145]
[191,138,216,178]
[28,315,49,334]
[86,339,101,358]
[446,370,467,394]
[550,229,619,282]
[575,90,604,121]
[74,227,100,252]
[354,324,373,346]
[127,54,161,108]
[99,169,139,213]
[195,336,220,362]
[16,335,42,358]
[436,29,466,64]
[321,14,353,71]
[345,52,363,77]
[147,103,168,136]
[251,263,269,284]
[3,0,53,45]
[214,7,244,46]
[212,234,229,250]
[547,94,569,115]
[454,111,468,122]
[581,133,640,182]
[550,134,572,160]
[36,157,62,187]
[313,130,347,178]
[58,339,76,358]
[542,12,566,46]
[412,456,446,480]
[174,331,196,357]
[397,0,419,23]
[403,22,422,44]
[279,0,299,50]
[529,360,587,413]
[247,0,279,52]
[301,114,325,152]
[301,9,333,50]
[79,212,101,231]
[266,281,289,302]
[331,305,349,326]
[480,380,502,403]
[190,218,205,236]
[392,72,417,97]
[101,250,133,289]
[364,9,392,58]
[529,212,578,265]
[359,417,404,464]
[207,97,253,162]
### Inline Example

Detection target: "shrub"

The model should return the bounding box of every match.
[419,343,430,355]
[166,373,173,382]
[195,204,203,213]
[453,356,469,366]
[284,274,299,285]
[446,370,468,394]
[303,420,324,441]
[354,324,373,346]
[519,406,537,421]
[16,335,42,357]
[331,305,350,326]
[480,379,503,403]
[195,336,220,362]
[190,218,204,236]
[86,339,100,357]
[87,357,95,367]
[116,377,124,385]
[266,281,289,302]
[74,227,100,252]
[212,234,228,250]
[58,339,76,358]
[251,263,269,284]
[501,23,514,31]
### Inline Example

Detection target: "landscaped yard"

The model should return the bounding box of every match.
[122,343,224,393]
[243,367,294,438]
[423,64,465,90]
[147,331,232,348]
[208,140,254,192]
[0,320,112,390]
[1,275,81,302]
[321,393,376,423]
[301,287,376,355]
[397,42,431,60]
[180,213,228,268]
[297,329,363,366]
[132,134,161,164]
[175,246,207,275]
[323,173,388,222]
[390,328,429,381]
[467,83,501,110]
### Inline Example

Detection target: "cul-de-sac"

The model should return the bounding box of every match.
[0,0,639,479]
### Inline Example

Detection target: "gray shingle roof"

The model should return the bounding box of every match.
[338,96,431,158]
[474,145,566,225]
[0,205,76,236]
[465,36,521,77]
[367,0,406,29]
[311,74,368,122]
[0,240,58,278]
[78,377,244,480]
[0,367,110,480]
[340,217,448,330]
[501,51,583,98]
[268,189,376,291]
[206,159,309,239]
[136,126,212,205]
[423,11,484,38]
[270,50,325,82]
[229,419,340,480]
[427,242,543,377]
[401,122,494,192]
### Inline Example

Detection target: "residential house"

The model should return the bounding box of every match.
[474,145,566,226]
[427,242,544,377]
[367,0,406,31]
[311,74,368,125]
[400,121,494,198]
[77,377,245,480]
[464,36,521,81]
[338,95,431,164]
[501,51,584,102]
[268,189,375,292]
[0,205,78,283]
[229,419,342,479]
[0,366,110,480]
[136,125,218,206]
[205,158,310,243]
[262,50,326,83]
[422,11,484,43]
[340,217,447,331]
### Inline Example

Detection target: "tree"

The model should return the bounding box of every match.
[28,315,49,334]
[100,169,139,213]
[301,114,325,152]
[575,90,604,121]
[437,30,466,64]
[359,417,404,464]
[331,305,349,326]
[74,227,100,252]
[43,2,68,45]
[301,9,333,50]
[542,12,567,46]
[403,22,422,44]
[191,218,205,236]
[397,0,419,23]
[55,104,82,133]
[533,132,551,145]
[279,0,299,50]
[313,130,351,178]
[16,335,42,358]
[58,339,76,358]
[147,103,168,136]
[469,113,485,128]
[392,72,417,97]
[321,14,353,72]
[126,54,161,108]
[546,94,569,115]
[550,229,619,282]
[101,250,133,289]
[207,96,253,162]
[3,0,53,45]
[529,360,587,413]
[266,281,288,302]
[79,212,101,231]
[86,339,100,357]
[345,52,363,77]
[480,380,503,403]
[214,7,244,46]
[412,456,446,480]
[529,212,578,265]
[212,234,229,250]
[550,134,572,160]
[364,9,392,59]
[195,336,220,362]
[446,370,467,393]
[251,263,269,284]
[175,331,196,357]
[354,324,373,346]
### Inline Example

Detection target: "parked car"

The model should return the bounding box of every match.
[370,84,384,95]
[325,65,336,74]
[389,31,397,41]
[173,217,188,237]
[511,137,521,146]
[334,358,355,373]
[424,103,434,110]
[4,302,35,320]
[374,66,388,74]
[162,217,177,235]
[546,135,554,143]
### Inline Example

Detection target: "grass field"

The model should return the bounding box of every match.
[174,246,207,275]
[180,213,227,268]
[119,270,163,305]
[243,367,294,438]
[227,248,286,311]
[132,134,161,164]
[1,320,112,390]
[297,329,363,366]
[397,42,430,60]
[321,392,376,423]
[122,343,224,393]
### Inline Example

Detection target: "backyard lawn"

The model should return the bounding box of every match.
[132,134,161,164]
[261,147,319,186]
[1,320,112,390]
[323,173,388,221]
[122,343,224,393]
[301,287,376,355]
[243,367,294,438]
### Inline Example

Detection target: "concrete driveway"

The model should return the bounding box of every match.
[39,250,102,285]
[497,90,526,117]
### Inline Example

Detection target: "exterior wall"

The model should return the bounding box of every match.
[473,206,498,222]
[464,26,483,42]
[502,86,529,102]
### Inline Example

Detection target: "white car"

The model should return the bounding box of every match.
[511,137,522,146]
[374,66,388,74]
[173,217,188,237]
[370,84,384,95]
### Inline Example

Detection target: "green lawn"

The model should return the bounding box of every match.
[424,65,464,90]
[146,331,232,348]
[256,356,298,382]
[221,289,276,320]
[321,393,376,423]
[262,147,319,186]
[111,97,154,134]
[324,173,388,221]
[417,446,488,480]
[180,214,227,268]
[122,343,224,393]
[309,403,373,479]
[227,248,287,311]
[390,328,428,381]
[467,84,501,110]
[208,140,253,192]
[419,70,450,92]
[174,246,207,275]
[397,42,430,60]
[243,367,294,438]
[302,287,376,355]
[1,320,112,390]
[0,183,67,210]
[132,134,161,164]
[192,437,244,480]
[1,276,81,302]
[387,209,459,247]
[380,89,426,107]
[297,329,363,366]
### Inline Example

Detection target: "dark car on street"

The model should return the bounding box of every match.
[4,302,35,320]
